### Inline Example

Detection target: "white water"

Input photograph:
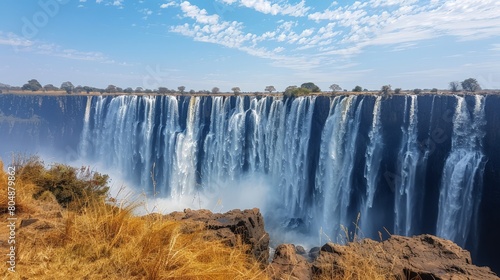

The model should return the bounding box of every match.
[394,95,423,236]
[315,96,364,241]
[436,95,486,248]
[360,96,383,236]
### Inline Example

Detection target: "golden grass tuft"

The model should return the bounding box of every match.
[0,160,268,280]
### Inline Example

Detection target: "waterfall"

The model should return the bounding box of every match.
[360,95,383,236]
[315,96,364,240]
[74,94,490,253]
[436,95,486,248]
[394,95,423,236]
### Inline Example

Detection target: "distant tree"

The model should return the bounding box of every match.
[231,87,241,94]
[380,85,392,96]
[284,85,312,97]
[43,84,58,91]
[74,86,83,93]
[82,86,92,94]
[178,86,186,93]
[116,87,123,93]
[413,88,422,94]
[144,89,153,94]
[265,86,276,93]
[352,85,363,92]
[284,86,297,95]
[363,88,368,92]
[134,87,143,93]
[329,84,342,93]
[300,82,320,92]
[449,81,461,92]
[461,78,481,92]
[394,88,402,94]
[105,85,117,93]
[22,79,42,91]
[431,88,438,93]
[189,89,196,94]
[158,87,168,94]
[124,87,133,94]
[212,87,220,94]
[61,81,74,94]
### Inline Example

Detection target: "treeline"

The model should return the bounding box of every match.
[0,77,484,95]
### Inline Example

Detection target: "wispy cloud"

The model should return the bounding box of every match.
[0,32,33,47]
[219,0,310,17]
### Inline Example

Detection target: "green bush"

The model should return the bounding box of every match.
[15,156,109,209]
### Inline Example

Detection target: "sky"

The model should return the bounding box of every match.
[0,0,499,92]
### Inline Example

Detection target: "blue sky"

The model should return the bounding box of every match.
[0,0,499,92]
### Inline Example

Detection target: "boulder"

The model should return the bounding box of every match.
[165,208,270,264]
[268,244,311,280]
[312,234,499,280]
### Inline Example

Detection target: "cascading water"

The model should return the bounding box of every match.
[360,95,383,237]
[315,96,364,241]
[436,95,486,248]
[394,95,424,236]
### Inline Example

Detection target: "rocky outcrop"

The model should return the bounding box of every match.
[271,234,499,280]
[268,244,311,280]
[165,208,270,264]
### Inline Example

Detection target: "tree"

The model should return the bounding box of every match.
[352,85,363,92]
[461,78,481,92]
[116,87,123,93]
[135,87,143,93]
[43,84,58,91]
[380,85,392,96]
[329,84,342,93]
[284,86,297,95]
[231,87,241,94]
[124,87,133,94]
[105,85,117,93]
[284,85,312,97]
[189,89,196,94]
[394,88,402,94]
[158,87,168,94]
[144,89,153,93]
[22,79,42,91]
[74,85,83,93]
[61,81,74,94]
[178,86,186,93]
[212,87,220,94]
[413,88,422,94]
[300,82,320,92]
[82,86,92,94]
[431,88,438,93]
[265,86,276,93]
[449,81,461,92]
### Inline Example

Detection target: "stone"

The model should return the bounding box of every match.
[311,234,499,280]
[165,208,270,264]
[268,244,312,280]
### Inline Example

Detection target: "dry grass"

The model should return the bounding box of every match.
[0,160,268,280]
[312,216,396,280]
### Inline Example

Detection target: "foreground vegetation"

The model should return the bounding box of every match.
[0,157,400,279]
[0,158,266,280]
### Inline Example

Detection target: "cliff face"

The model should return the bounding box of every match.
[0,93,499,272]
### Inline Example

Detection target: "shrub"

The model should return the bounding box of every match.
[13,156,109,209]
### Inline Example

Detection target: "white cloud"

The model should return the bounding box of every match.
[220,0,310,17]
[160,1,176,9]
[180,1,220,25]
